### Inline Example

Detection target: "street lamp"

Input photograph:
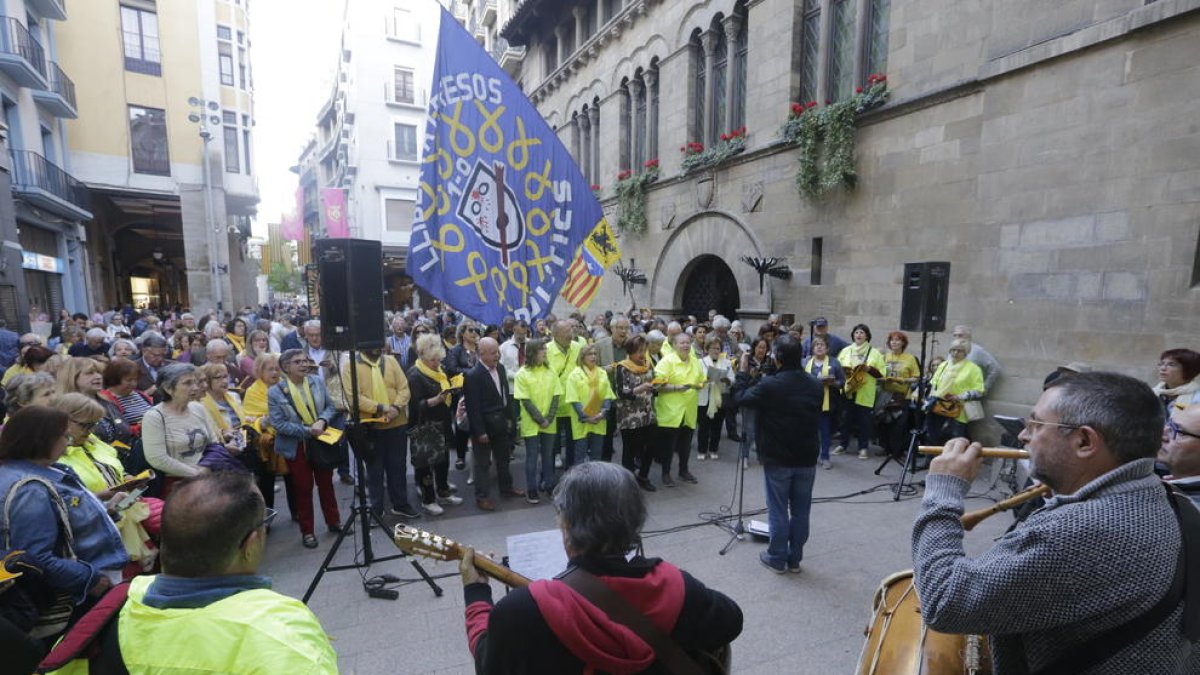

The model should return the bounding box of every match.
[187,96,224,314]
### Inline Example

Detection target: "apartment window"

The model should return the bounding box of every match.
[634,76,647,168]
[121,5,161,76]
[732,19,748,130]
[3,98,21,151]
[392,123,417,161]
[544,36,558,73]
[862,0,891,86]
[385,198,415,233]
[217,25,231,40]
[242,114,252,174]
[647,69,658,161]
[128,105,170,175]
[389,7,421,42]
[691,30,705,146]
[799,0,820,104]
[562,22,575,57]
[827,0,858,102]
[223,111,239,173]
[236,30,244,45]
[603,0,621,23]
[238,47,248,89]
[393,67,415,104]
[218,42,234,86]
[811,237,823,285]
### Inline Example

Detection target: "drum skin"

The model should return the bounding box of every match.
[856,570,992,675]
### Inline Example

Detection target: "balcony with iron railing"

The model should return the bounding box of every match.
[489,36,525,75]
[385,82,426,109]
[9,150,92,221]
[0,17,46,88]
[479,0,497,27]
[26,0,66,21]
[31,61,77,118]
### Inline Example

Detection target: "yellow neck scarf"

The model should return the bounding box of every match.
[416,359,452,391]
[79,435,123,488]
[583,365,602,417]
[617,357,649,375]
[286,377,317,425]
[933,359,963,399]
[203,392,245,431]
[244,380,269,417]
[227,334,245,353]
[362,355,389,407]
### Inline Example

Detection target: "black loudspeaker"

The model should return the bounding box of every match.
[314,238,385,350]
[899,262,951,333]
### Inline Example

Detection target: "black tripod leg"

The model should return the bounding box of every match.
[892,428,922,501]
[719,445,748,555]
[302,520,354,604]
[408,557,444,597]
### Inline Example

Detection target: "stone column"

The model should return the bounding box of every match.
[701,29,718,146]
[573,6,587,46]
[627,77,642,168]
[571,114,581,169]
[643,68,658,160]
[554,25,566,69]
[596,0,605,27]
[578,110,591,184]
[588,103,601,181]
[722,14,742,131]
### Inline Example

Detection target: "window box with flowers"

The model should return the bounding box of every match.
[614,159,660,235]
[779,73,890,199]
[679,127,747,175]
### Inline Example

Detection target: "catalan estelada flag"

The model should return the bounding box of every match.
[560,219,620,310]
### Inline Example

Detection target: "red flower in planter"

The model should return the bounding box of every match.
[855,86,864,94]
[806,101,818,109]
[643,158,659,169]
[590,184,601,191]
[617,169,632,180]
[720,133,729,141]
[790,102,803,116]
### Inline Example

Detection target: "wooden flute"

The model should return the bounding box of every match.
[960,483,1052,530]
[918,446,1029,460]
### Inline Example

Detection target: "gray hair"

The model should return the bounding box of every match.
[85,327,107,340]
[139,334,169,350]
[302,319,321,332]
[180,313,195,321]
[4,372,55,410]
[205,340,230,357]
[712,315,731,330]
[948,338,971,354]
[157,362,197,401]
[552,462,646,556]
[1045,371,1163,464]
[646,329,666,345]
[415,333,445,362]
[108,338,137,357]
[203,321,224,338]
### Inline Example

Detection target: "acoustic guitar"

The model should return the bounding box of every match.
[392,526,733,674]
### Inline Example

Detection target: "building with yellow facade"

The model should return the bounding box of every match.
[55,0,259,315]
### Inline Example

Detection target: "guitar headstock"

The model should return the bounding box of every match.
[393,525,462,562]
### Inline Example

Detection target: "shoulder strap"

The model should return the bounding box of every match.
[557,567,705,675]
[35,582,131,673]
[3,476,74,558]
[98,389,124,413]
[1031,482,1199,675]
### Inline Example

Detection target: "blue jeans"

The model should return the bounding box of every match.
[762,463,816,568]
[817,412,833,461]
[740,408,756,460]
[573,433,604,465]
[364,425,410,515]
[523,433,556,495]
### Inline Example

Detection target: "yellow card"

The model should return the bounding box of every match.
[317,427,344,444]
[111,440,131,450]
[0,551,23,583]
[359,417,388,424]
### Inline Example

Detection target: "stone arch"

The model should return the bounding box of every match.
[609,34,671,92]
[650,210,773,313]
[675,0,739,46]
[563,78,609,117]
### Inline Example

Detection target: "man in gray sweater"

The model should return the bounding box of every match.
[913,372,1198,674]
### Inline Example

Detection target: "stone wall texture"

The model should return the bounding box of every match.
[516,0,1200,409]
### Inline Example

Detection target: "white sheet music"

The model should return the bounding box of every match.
[506,529,568,581]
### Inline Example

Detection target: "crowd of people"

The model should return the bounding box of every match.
[0,300,1195,673]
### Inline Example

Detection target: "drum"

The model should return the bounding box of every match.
[856,570,992,675]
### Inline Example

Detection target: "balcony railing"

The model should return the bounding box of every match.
[31,61,77,118]
[479,0,497,27]
[9,150,92,220]
[0,17,46,87]
[385,82,425,108]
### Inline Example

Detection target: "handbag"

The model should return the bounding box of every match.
[930,398,963,419]
[409,422,446,469]
[963,400,985,423]
[2,478,77,640]
[304,437,347,471]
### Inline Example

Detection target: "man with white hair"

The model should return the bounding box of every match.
[70,327,111,359]
[666,321,682,341]
[302,320,330,379]
[952,324,1002,442]
[386,316,412,369]
[179,313,198,332]
[205,340,243,389]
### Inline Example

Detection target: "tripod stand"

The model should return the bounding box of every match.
[878,330,934,501]
[717,442,750,555]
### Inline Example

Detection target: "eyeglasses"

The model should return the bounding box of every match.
[241,507,278,546]
[1167,418,1200,442]
[464,328,478,334]
[70,419,98,431]
[1024,418,1080,433]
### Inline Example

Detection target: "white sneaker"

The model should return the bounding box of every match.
[858,449,869,460]
[438,494,464,506]
[697,453,708,462]
[554,455,563,469]
[831,445,846,455]
[822,459,833,470]
[710,452,718,461]
[741,458,749,471]
[422,502,444,516]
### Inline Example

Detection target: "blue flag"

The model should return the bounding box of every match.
[410,9,611,326]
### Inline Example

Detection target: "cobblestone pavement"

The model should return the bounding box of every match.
[260,438,1013,674]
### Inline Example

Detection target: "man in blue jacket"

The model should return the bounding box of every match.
[732,335,823,573]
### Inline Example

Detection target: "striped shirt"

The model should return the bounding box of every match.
[118,391,153,425]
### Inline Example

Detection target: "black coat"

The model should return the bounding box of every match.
[732,367,823,467]
[464,362,513,440]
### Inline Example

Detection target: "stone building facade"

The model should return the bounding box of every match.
[501,0,1200,410]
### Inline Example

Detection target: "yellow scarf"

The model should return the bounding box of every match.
[582,366,602,417]
[361,355,390,408]
[617,358,649,375]
[286,377,317,425]
[416,359,452,391]
[202,392,245,431]
[227,334,245,354]
[77,435,124,488]
[807,357,832,412]
[933,359,964,399]
[244,380,269,417]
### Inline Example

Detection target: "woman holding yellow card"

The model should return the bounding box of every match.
[243,353,293,516]
[654,332,706,486]
[565,344,615,466]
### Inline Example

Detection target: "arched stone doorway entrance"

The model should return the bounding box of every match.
[649,211,772,318]
[680,255,740,319]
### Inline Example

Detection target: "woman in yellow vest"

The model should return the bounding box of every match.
[653,332,706,487]
[242,353,293,516]
[565,344,615,466]
[804,336,846,470]
[835,323,886,460]
[923,339,986,445]
[513,339,561,503]
[53,393,160,573]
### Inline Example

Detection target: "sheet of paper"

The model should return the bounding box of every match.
[506,529,568,581]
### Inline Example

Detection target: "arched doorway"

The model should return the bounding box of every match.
[680,255,740,319]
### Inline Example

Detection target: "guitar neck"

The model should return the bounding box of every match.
[470,550,533,588]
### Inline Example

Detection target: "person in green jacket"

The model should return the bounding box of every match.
[54,471,338,674]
